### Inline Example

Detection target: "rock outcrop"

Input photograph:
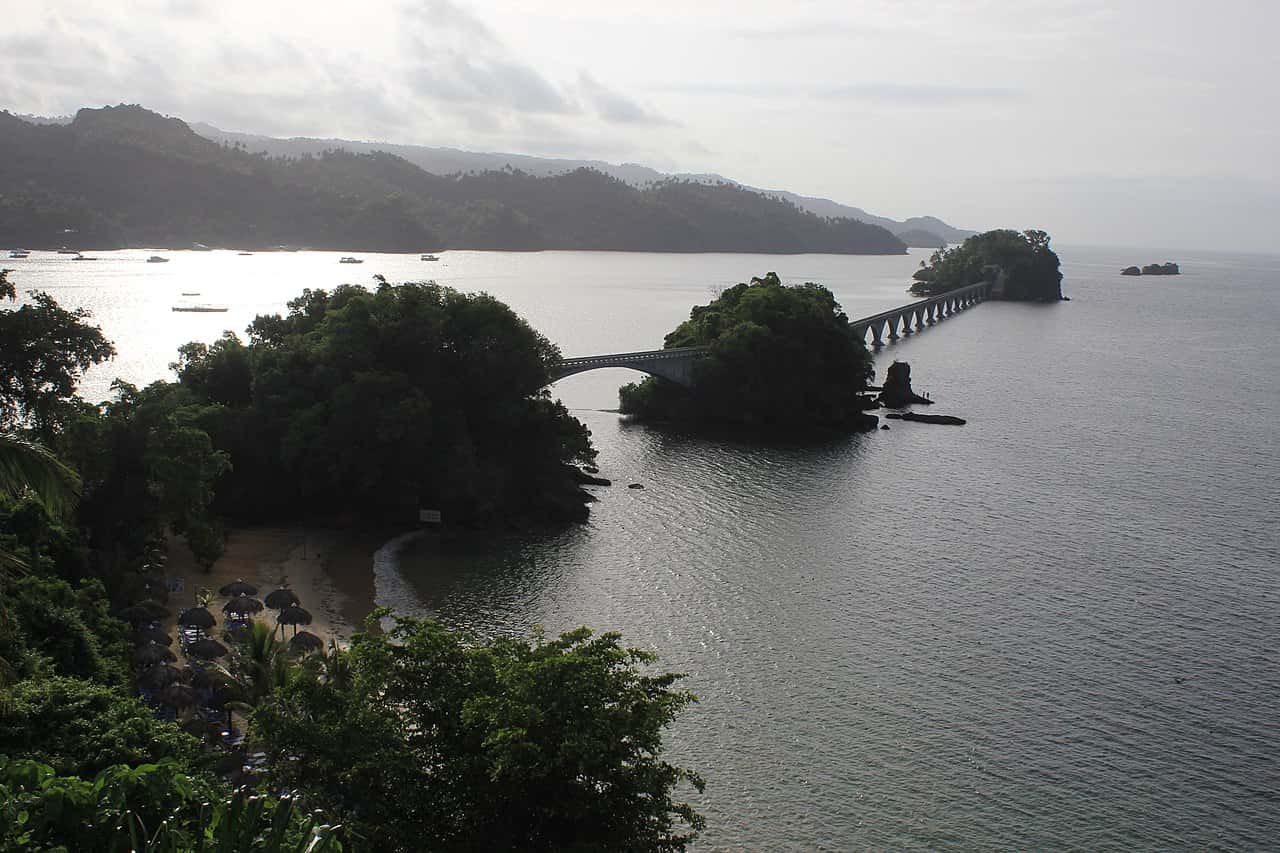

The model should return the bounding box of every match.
[1123,262,1180,276]
[877,361,933,408]
[1121,266,1142,276]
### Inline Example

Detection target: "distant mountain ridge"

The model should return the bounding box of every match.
[190,123,976,247]
[0,104,910,255]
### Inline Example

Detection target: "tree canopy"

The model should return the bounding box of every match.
[173,278,595,525]
[619,273,878,433]
[252,616,704,852]
[910,228,1063,301]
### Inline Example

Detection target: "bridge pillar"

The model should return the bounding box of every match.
[872,321,885,347]
[888,315,900,340]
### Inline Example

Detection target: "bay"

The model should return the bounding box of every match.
[9,245,1278,849]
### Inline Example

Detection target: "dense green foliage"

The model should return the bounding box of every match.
[253,616,703,851]
[0,269,702,851]
[0,105,906,254]
[0,270,116,434]
[173,279,595,525]
[910,228,1063,301]
[0,757,343,851]
[620,273,878,433]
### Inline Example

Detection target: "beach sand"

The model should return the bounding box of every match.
[160,526,387,649]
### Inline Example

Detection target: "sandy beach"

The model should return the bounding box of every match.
[161,526,388,649]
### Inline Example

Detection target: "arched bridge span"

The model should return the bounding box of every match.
[547,281,992,388]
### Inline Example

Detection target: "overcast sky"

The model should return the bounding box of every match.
[3,0,1276,251]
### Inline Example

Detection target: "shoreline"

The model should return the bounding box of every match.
[161,525,390,650]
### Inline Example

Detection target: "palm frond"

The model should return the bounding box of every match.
[0,432,82,516]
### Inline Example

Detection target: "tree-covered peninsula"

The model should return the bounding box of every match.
[619,273,879,433]
[0,269,705,849]
[910,228,1063,301]
[174,278,596,525]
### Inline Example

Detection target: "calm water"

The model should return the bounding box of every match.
[9,246,1279,849]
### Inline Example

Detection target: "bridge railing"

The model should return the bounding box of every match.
[852,281,991,327]
[556,345,708,366]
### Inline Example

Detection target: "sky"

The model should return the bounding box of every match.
[2,0,1277,251]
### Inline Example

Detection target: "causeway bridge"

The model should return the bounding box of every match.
[549,281,992,388]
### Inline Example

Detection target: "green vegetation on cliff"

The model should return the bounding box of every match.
[0,105,906,255]
[619,273,878,433]
[910,229,1063,301]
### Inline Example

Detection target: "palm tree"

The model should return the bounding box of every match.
[220,620,294,707]
[0,432,82,573]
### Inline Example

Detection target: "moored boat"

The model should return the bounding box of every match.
[421,253,440,261]
[7,249,30,258]
[339,256,364,264]
[172,304,228,313]
[147,255,170,263]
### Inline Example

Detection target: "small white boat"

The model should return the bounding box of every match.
[420,254,439,261]
[339,256,364,264]
[191,243,212,251]
[7,249,30,258]
[57,248,80,254]
[146,255,170,263]
[71,253,98,261]
[172,304,228,313]
[181,292,200,296]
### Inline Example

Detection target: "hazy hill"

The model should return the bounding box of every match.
[0,105,907,254]
[191,123,974,246]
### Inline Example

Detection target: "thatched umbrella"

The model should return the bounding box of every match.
[276,605,312,636]
[264,587,300,610]
[178,606,216,630]
[137,664,182,690]
[190,666,228,690]
[157,683,200,709]
[222,597,264,616]
[288,630,324,654]
[133,642,177,667]
[219,579,258,597]
[117,602,167,625]
[133,627,173,647]
[186,638,229,661]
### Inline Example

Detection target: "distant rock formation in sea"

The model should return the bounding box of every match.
[1122,263,1180,276]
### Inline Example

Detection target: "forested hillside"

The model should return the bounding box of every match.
[0,105,907,254]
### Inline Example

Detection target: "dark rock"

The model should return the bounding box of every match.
[880,425,890,430]
[583,465,600,474]
[885,412,966,425]
[571,466,611,486]
[628,483,645,490]
[877,361,933,408]
[1141,262,1180,275]
[1121,266,1142,276]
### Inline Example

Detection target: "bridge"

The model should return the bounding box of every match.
[548,281,992,388]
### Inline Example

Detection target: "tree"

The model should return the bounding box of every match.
[0,270,116,434]
[620,272,877,433]
[0,676,202,777]
[910,228,1063,301]
[253,616,704,851]
[176,280,596,525]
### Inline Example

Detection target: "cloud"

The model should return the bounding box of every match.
[577,72,675,126]
[654,80,1022,104]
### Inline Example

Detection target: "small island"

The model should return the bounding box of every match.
[619,273,879,434]
[1122,262,1180,276]
[910,229,1064,301]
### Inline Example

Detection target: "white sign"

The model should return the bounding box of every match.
[418,509,442,524]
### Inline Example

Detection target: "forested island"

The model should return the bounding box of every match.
[910,229,1064,301]
[0,105,906,255]
[619,273,880,434]
[0,268,705,849]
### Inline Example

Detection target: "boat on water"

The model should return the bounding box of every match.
[238,252,254,256]
[71,253,98,261]
[191,243,213,251]
[421,254,440,261]
[7,249,30,258]
[146,255,169,263]
[339,256,364,264]
[181,292,200,296]
[172,304,228,313]
[57,248,80,254]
